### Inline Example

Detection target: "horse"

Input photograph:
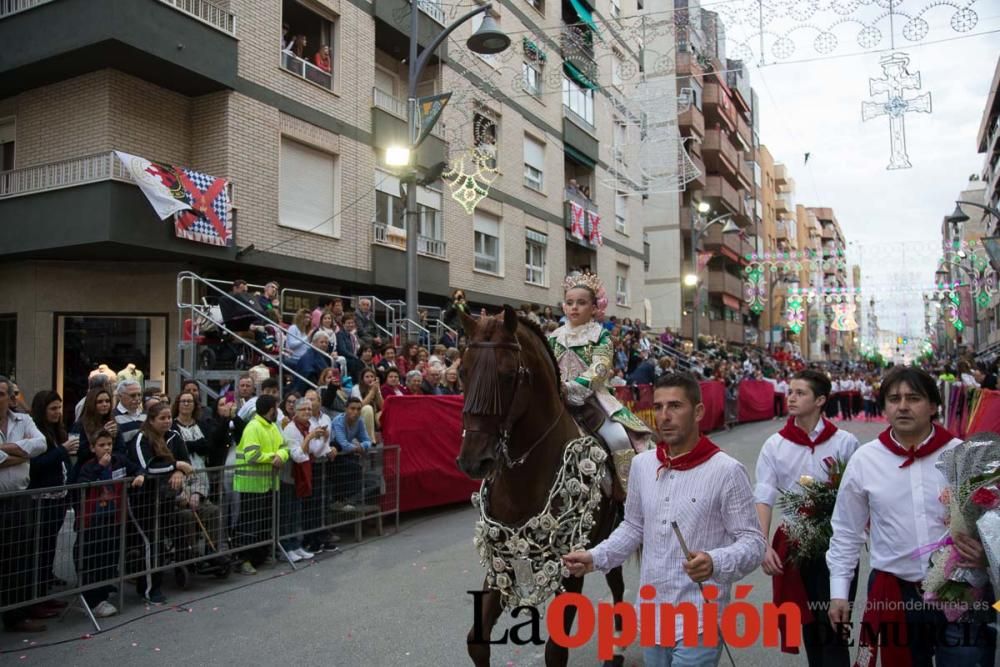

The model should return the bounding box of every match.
[456,305,627,667]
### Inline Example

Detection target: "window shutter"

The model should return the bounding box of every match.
[280,138,336,235]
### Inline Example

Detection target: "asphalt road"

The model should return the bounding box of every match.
[1,417,887,666]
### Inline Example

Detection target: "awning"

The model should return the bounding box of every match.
[568,0,601,38]
[563,61,598,91]
[563,144,596,168]
[723,295,742,310]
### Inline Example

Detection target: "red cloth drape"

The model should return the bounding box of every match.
[968,389,1000,435]
[698,381,725,433]
[380,395,481,512]
[738,379,776,423]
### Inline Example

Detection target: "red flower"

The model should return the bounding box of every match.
[970,486,1000,510]
[823,456,836,470]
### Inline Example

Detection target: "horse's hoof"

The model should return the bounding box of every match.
[601,656,625,667]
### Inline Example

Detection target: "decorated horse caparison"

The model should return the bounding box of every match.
[456,305,630,667]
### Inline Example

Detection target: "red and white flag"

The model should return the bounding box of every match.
[587,210,603,246]
[570,201,586,240]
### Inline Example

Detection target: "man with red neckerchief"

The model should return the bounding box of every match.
[563,373,765,667]
[828,366,997,667]
[755,369,861,665]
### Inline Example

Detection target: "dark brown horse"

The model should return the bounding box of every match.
[456,305,626,667]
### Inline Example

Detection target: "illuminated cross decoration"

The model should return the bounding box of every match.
[861,53,932,170]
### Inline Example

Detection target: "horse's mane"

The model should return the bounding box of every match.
[513,315,560,387]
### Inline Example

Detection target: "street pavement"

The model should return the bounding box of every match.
[1,417,887,666]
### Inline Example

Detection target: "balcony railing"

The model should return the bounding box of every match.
[0,150,235,205]
[0,0,51,19]
[703,128,738,174]
[158,0,236,35]
[561,26,598,82]
[372,87,442,138]
[372,221,447,259]
[281,51,332,89]
[414,0,445,25]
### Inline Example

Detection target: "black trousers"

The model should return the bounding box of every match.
[799,556,858,667]
[234,491,273,565]
[0,496,33,628]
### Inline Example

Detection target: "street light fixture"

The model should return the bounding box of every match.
[385,146,411,167]
[944,203,970,226]
[398,2,510,333]
[683,273,698,287]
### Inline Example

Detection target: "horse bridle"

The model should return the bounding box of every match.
[463,338,565,469]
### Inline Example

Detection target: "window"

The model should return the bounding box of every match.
[522,61,542,96]
[474,111,498,169]
[615,191,627,233]
[612,119,627,163]
[375,171,442,243]
[474,211,502,274]
[562,76,594,125]
[523,134,545,191]
[281,0,336,89]
[0,118,12,171]
[616,265,629,306]
[279,137,338,236]
[610,0,621,18]
[678,77,702,110]
[525,229,548,285]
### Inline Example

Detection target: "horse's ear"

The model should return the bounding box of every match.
[502,304,518,335]
[459,308,478,339]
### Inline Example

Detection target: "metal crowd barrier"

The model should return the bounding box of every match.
[0,447,400,632]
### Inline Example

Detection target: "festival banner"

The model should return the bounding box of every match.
[569,201,586,240]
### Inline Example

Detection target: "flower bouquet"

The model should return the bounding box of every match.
[920,433,1000,621]
[776,456,848,567]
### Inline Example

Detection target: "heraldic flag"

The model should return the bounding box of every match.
[115,151,233,248]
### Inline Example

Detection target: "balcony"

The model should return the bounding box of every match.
[774,163,789,187]
[282,52,332,89]
[679,104,705,140]
[821,223,835,240]
[775,194,792,215]
[0,150,238,262]
[776,221,789,240]
[373,0,449,56]
[372,221,447,259]
[704,175,742,217]
[681,313,712,341]
[703,128,738,181]
[688,152,706,189]
[675,50,703,78]
[371,87,446,170]
[703,82,736,131]
[703,224,752,262]
[370,220,449,294]
[710,319,744,344]
[735,113,752,151]
[560,25,598,84]
[564,189,601,250]
[737,154,753,190]
[0,0,238,96]
[707,269,743,298]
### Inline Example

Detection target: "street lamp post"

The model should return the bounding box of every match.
[393,2,510,333]
[686,203,740,351]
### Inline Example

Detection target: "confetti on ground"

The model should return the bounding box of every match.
[132,643,138,647]
[154,647,161,652]
[212,607,219,611]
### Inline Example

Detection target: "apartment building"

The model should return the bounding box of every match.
[974,55,1000,358]
[0,0,647,402]
[670,0,758,347]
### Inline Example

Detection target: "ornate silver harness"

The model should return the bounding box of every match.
[472,435,607,608]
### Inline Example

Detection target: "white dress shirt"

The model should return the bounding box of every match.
[754,419,861,513]
[0,411,48,492]
[590,449,766,643]
[827,429,962,599]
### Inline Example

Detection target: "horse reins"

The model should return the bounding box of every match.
[463,338,565,469]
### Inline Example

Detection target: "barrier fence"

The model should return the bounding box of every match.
[0,447,399,631]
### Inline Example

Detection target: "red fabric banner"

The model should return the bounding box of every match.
[699,381,726,433]
[738,379,776,423]
[968,390,1000,435]
[380,395,481,512]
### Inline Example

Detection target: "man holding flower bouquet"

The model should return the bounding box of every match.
[828,366,996,667]
[755,369,861,665]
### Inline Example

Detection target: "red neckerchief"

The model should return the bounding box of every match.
[655,436,721,478]
[778,416,838,452]
[877,423,954,468]
[295,419,310,438]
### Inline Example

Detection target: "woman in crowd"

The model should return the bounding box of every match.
[376,345,398,378]
[128,402,192,605]
[285,308,313,368]
[171,392,212,474]
[71,388,122,467]
[28,391,76,612]
[351,368,384,443]
[442,289,469,330]
[313,44,332,73]
[318,367,349,415]
[439,366,462,395]
[405,370,424,396]
[314,311,338,344]
[400,342,420,376]
[281,391,301,429]
[381,368,407,399]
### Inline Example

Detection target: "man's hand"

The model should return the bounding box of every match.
[175,461,193,475]
[271,456,285,470]
[829,598,851,625]
[132,475,145,488]
[189,493,201,511]
[683,551,714,583]
[562,551,594,577]
[327,450,338,461]
[954,533,987,569]
[762,546,784,576]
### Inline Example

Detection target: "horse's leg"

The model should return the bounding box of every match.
[544,575,585,667]
[466,581,504,667]
[602,566,627,667]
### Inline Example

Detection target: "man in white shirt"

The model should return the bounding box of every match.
[828,366,996,667]
[755,370,860,665]
[0,376,49,632]
[564,373,765,665]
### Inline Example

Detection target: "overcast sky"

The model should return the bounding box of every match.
[729,3,1000,335]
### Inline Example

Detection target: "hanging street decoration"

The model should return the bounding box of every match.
[442,147,500,215]
[744,266,767,315]
[786,295,806,335]
[831,302,859,332]
[861,52,932,170]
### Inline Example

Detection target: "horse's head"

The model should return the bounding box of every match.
[456,304,541,479]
